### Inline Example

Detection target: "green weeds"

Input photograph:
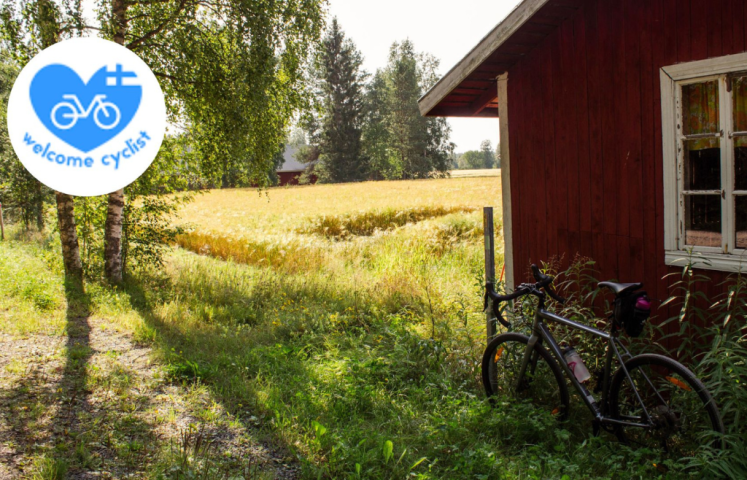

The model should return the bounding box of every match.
[4,217,739,478]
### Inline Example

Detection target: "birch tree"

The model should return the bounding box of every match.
[0,0,84,282]
[2,0,325,283]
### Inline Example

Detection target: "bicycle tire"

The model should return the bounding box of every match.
[94,103,121,130]
[481,333,570,421]
[609,354,724,455]
[51,102,77,130]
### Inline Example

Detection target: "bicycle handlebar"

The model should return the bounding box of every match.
[530,264,566,304]
[485,264,566,329]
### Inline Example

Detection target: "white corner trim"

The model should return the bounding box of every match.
[498,73,514,290]
[418,0,549,116]
[662,51,747,81]
[665,250,747,273]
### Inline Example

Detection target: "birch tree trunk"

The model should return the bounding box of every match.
[38,26,82,283]
[103,0,128,284]
[55,191,82,280]
[103,189,124,282]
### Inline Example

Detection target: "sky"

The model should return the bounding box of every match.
[327,0,523,153]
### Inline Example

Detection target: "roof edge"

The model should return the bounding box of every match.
[418,0,550,117]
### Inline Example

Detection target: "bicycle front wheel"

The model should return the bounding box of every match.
[94,103,121,130]
[609,354,724,456]
[482,333,569,421]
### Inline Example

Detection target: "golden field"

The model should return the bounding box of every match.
[176,176,502,240]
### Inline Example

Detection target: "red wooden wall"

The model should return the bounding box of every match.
[277,171,318,186]
[278,171,302,186]
[507,0,744,310]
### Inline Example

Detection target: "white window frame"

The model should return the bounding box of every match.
[661,53,747,273]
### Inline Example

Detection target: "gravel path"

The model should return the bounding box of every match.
[0,317,298,479]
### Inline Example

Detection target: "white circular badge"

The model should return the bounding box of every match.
[7,37,166,197]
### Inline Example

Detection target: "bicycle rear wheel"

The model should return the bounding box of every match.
[481,333,570,421]
[609,354,724,456]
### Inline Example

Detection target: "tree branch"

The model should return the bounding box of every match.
[125,0,188,50]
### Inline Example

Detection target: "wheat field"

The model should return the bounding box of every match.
[177,176,502,239]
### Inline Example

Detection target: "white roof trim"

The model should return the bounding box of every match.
[418,0,549,116]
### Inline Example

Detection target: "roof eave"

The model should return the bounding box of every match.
[418,0,550,117]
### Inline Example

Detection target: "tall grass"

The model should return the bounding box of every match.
[173,176,500,238]
[299,206,477,239]
[0,230,66,335]
[175,232,324,272]
[10,176,740,478]
[655,256,747,478]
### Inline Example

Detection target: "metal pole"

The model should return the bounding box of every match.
[483,207,496,343]
[0,202,4,240]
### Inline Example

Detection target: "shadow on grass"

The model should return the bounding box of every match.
[0,274,161,476]
[0,274,93,474]
[57,275,93,426]
[121,272,345,475]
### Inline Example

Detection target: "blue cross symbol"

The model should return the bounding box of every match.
[106,64,137,87]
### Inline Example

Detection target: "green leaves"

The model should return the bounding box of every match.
[124,0,325,185]
[382,440,393,463]
[312,420,327,438]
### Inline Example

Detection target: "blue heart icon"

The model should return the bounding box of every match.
[29,64,142,152]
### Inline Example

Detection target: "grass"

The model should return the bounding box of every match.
[300,205,478,239]
[175,176,501,238]
[449,169,501,178]
[0,177,707,478]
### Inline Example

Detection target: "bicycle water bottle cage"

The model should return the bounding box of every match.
[599,282,650,337]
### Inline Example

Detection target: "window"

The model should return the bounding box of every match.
[661,54,747,272]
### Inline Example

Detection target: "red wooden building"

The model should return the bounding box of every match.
[420,0,747,304]
[277,145,317,186]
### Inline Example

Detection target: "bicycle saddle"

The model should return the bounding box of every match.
[598,281,642,296]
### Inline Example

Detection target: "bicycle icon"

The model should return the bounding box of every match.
[51,94,121,130]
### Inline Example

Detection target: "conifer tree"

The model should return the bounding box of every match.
[305,18,367,183]
[480,140,496,169]
[370,40,453,180]
[361,70,392,179]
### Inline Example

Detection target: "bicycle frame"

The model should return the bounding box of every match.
[61,94,108,118]
[515,294,655,429]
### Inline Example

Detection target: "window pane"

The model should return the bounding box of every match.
[684,138,721,190]
[683,81,719,135]
[737,196,747,249]
[733,76,747,132]
[685,195,722,247]
[737,137,747,191]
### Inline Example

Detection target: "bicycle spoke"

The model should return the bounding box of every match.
[611,354,723,458]
[482,333,569,421]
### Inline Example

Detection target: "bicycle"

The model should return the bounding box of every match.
[481,265,724,456]
[51,94,121,130]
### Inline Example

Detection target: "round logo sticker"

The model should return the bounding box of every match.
[7,37,166,197]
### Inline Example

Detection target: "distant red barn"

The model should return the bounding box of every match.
[420,0,747,304]
[277,145,316,186]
